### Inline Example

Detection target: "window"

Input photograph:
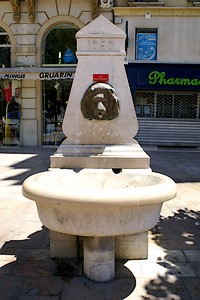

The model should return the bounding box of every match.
[134,91,199,119]
[42,23,78,145]
[42,24,78,65]
[135,28,157,61]
[0,28,11,67]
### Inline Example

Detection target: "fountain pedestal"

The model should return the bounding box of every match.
[23,16,177,282]
[49,16,152,268]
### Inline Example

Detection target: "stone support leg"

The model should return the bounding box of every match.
[84,236,115,282]
[50,231,78,259]
[115,232,148,259]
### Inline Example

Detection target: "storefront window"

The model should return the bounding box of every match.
[43,24,78,65]
[0,80,21,146]
[134,92,155,117]
[42,79,72,145]
[41,23,78,145]
[0,29,13,146]
[134,91,199,119]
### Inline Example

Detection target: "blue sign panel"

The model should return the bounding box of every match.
[125,63,200,92]
[136,33,157,61]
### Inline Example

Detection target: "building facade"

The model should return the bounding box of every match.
[0,0,200,147]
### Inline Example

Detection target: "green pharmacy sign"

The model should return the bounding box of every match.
[149,71,200,87]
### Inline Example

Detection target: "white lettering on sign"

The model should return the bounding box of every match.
[39,72,74,79]
[0,71,75,80]
[3,73,26,79]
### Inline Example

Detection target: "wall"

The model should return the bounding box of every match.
[113,7,200,63]
[0,0,200,146]
[0,0,92,146]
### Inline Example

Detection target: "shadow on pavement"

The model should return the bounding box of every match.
[0,227,136,299]
[0,147,54,185]
[143,208,200,299]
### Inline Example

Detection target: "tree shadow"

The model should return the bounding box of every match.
[142,208,200,299]
[0,147,54,185]
[0,227,136,299]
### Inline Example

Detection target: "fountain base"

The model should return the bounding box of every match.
[50,143,150,170]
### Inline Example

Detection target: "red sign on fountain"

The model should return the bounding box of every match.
[93,74,109,82]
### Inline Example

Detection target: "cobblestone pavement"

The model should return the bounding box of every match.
[0,146,200,300]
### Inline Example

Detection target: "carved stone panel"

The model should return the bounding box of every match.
[88,39,113,51]
[10,0,20,23]
[10,0,36,23]
[81,82,120,120]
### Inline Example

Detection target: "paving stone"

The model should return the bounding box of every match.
[125,277,192,300]
[182,277,200,300]
[19,276,63,298]
[18,296,59,300]
[139,261,196,278]
[190,262,200,277]
[12,260,54,276]
[139,262,168,278]
[183,250,200,262]
[0,261,16,275]
[161,262,196,277]
[0,148,200,299]
[61,276,135,300]
[0,275,23,299]
[161,238,198,251]
[147,249,186,263]
[17,249,51,262]
[123,260,143,278]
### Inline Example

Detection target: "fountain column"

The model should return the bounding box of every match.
[22,14,177,285]
[50,15,152,269]
[50,15,150,170]
[84,237,115,282]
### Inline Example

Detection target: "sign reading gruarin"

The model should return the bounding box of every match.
[0,71,75,80]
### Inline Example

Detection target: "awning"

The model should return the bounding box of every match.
[0,67,76,80]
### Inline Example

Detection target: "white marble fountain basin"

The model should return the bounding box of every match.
[22,169,177,237]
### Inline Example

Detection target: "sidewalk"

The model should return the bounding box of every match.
[0,147,200,299]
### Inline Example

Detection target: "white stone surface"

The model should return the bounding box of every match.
[116,232,148,259]
[50,231,77,259]
[22,169,177,237]
[51,16,147,170]
[84,237,115,282]
[50,143,150,169]
[62,15,138,145]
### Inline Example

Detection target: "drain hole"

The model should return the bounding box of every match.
[112,168,122,174]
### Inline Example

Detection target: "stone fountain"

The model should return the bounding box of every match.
[22,16,177,282]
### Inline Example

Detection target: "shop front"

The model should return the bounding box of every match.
[126,63,200,147]
[0,68,75,147]
[0,20,79,147]
[0,77,21,146]
[1,62,200,148]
